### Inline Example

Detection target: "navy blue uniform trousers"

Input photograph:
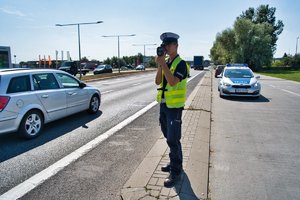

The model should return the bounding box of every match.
[159,103,183,175]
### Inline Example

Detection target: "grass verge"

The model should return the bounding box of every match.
[258,68,300,82]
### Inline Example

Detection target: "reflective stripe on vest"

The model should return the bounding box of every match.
[156,56,188,108]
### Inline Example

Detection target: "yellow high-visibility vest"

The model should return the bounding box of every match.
[156,56,188,108]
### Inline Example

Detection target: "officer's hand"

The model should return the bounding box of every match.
[155,55,166,67]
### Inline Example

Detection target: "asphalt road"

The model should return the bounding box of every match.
[0,69,205,199]
[210,75,300,200]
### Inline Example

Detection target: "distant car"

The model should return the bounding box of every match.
[0,68,101,139]
[93,65,113,75]
[124,64,135,70]
[59,61,78,76]
[215,65,225,78]
[218,66,261,98]
[81,62,98,71]
[120,66,128,71]
[121,65,135,71]
[136,65,145,70]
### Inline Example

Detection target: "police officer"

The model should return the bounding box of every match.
[155,32,189,187]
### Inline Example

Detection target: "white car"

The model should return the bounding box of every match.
[135,65,145,70]
[218,66,261,98]
[0,68,101,139]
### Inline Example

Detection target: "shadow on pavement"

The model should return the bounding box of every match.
[175,172,200,200]
[0,110,102,163]
[222,94,270,103]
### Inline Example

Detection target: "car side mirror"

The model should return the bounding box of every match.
[79,82,86,88]
[217,75,222,78]
[256,75,261,79]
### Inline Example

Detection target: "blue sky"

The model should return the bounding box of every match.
[0,0,299,63]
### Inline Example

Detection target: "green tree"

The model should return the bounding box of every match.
[148,56,156,67]
[103,57,111,65]
[291,54,300,67]
[81,56,89,62]
[238,4,284,52]
[282,55,293,66]
[110,56,119,68]
[234,18,273,69]
[210,28,236,64]
[210,4,283,70]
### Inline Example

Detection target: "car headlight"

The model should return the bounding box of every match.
[223,82,231,87]
[252,81,259,87]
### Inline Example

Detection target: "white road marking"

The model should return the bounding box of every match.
[0,101,158,200]
[268,84,300,97]
[102,90,114,94]
[281,89,300,97]
[0,70,204,200]
[269,85,277,88]
[132,83,142,86]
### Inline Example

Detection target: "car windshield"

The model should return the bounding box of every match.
[224,68,254,78]
[96,65,105,69]
[61,62,72,67]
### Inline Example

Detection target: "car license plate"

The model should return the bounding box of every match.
[235,89,248,93]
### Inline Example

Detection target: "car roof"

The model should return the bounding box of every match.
[0,68,31,73]
[226,63,248,67]
[224,66,250,70]
[0,68,66,76]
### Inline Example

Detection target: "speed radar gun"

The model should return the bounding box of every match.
[156,44,166,56]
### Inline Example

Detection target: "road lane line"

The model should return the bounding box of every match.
[132,83,142,86]
[281,89,300,97]
[0,70,204,200]
[269,84,277,88]
[268,84,300,97]
[102,90,114,94]
[0,101,158,200]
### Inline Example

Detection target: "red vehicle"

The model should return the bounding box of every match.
[215,65,225,78]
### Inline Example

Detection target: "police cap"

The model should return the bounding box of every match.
[160,32,179,45]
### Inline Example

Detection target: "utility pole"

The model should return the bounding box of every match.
[102,34,136,73]
[56,21,103,79]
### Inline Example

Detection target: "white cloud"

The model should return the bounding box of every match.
[0,7,26,17]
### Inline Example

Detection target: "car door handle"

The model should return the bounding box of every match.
[41,94,49,98]
[67,92,77,96]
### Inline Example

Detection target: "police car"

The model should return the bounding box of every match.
[217,64,261,98]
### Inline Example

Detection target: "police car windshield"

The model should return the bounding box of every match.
[224,68,254,78]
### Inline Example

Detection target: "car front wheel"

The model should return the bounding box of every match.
[18,110,44,139]
[87,95,100,114]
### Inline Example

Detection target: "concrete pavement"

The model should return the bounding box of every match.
[120,70,212,200]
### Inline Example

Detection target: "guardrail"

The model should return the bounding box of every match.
[80,68,156,82]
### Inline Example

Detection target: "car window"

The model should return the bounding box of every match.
[224,69,254,78]
[61,62,72,67]
[32,73,59,90]
[7,75,31,93]
[56,73,80,88]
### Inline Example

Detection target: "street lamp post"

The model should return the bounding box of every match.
[296,36,299,55]
[132,43,156,67]
[56,21,103,79]
[102,34,136,73]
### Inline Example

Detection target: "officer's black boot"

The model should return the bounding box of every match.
[161,163,171,172]
[164,173,181,187]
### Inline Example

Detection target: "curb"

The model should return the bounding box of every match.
[120,70,212,200]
